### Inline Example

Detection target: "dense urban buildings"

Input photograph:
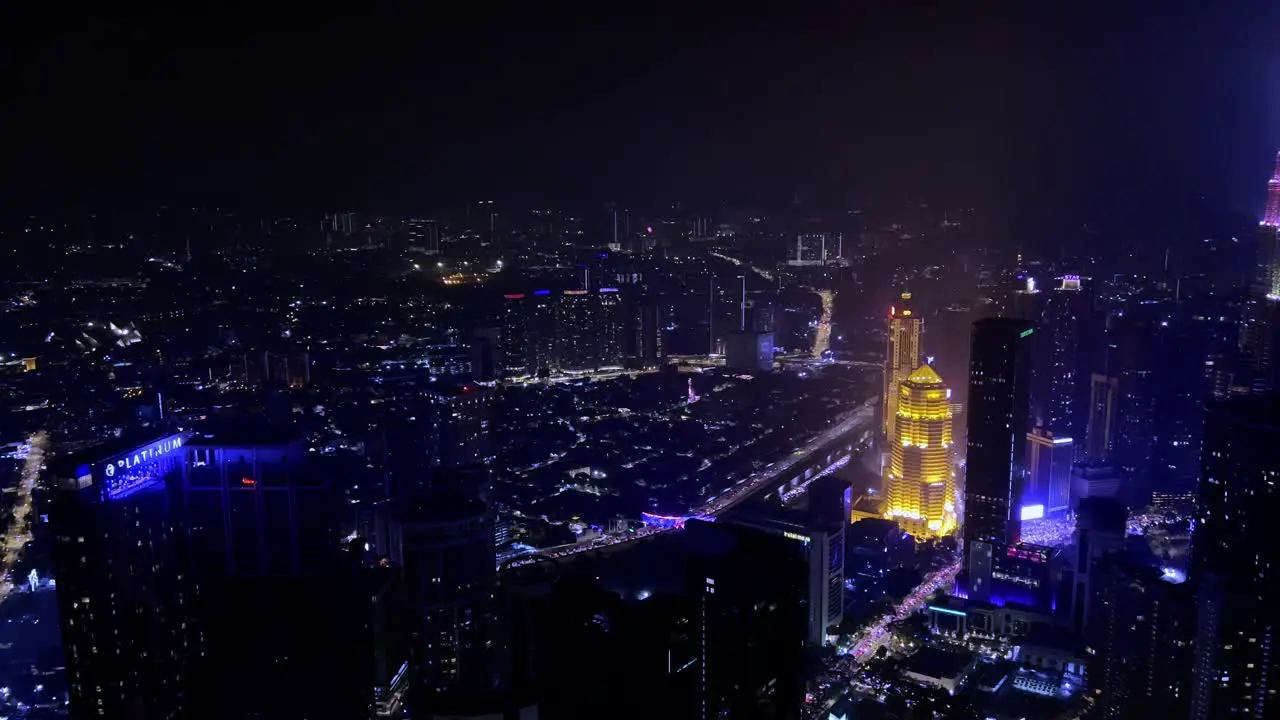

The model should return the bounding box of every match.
[3,8,1280,719]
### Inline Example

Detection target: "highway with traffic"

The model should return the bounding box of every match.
[0,432,46,602]
[506,398,877,567]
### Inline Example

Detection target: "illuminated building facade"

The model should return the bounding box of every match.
[1259,150,1280,299]
[885,364,956,536]
[1024,428,1072,516]
[883,292,923,439]
[52,433,196,720]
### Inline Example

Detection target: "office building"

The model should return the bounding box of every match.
[1107,313,1160,486]
[513,517,808,718]
[500,291,557,378]
[595,287,626,368]
[1257,149,1280,298]
[934,302,975,410]
[1089,557,1194,720]
[469,327,500,382]
[232,349,310,388]
[406,218,441,255]
[1067,496,1127,632]
[1237,285,1279,394]
[788,232,839,266]
[1039,275,1094,441]
[1025,428,1072,517]
[1189,394,1280,720]
[499,294,530,377]
[884,364,957,536]
[52,430,367,720]
[181,430,364,720]
[1070,460,1123,504]
[1084,373,1119,461]
[725,330,774,373]
[325,211,356,235]
[720,507,845,645]
[380,387,493,501]
[883,292,924,439]
[964,317,1034,600]
[52,433,197,720]
[845,518,912,601]
[687,519,810,717]
[634,298,666,368]
[556,289,596,371]
[388,496,498,709]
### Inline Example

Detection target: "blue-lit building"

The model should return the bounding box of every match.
[51,428,369,720]
[53,433,196,720]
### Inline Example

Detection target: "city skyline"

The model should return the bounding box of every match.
[4,5,1280,719]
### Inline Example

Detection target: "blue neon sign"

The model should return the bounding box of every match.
[94,434,188,500]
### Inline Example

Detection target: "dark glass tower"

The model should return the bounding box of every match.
[389,496,498,713]
[964,317,1034,600]
[1189,394,1280,720]
[52,435,196,720]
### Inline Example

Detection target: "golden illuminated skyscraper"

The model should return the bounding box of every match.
[885,364,957,537]
[883,292,923,439]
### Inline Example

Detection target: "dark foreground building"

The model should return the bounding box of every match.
[505,518,809,719]
[51,429,370,720]
[1189,395,1280,720]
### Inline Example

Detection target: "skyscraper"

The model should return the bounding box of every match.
[884,364,957,536]
[556,289,596,371]
[964,317,1034,600]
[883,292,923,439]
[1090,556,1194,720]
[1024,428,1072,516]
[634,298,665,368]
[389,496,498,711]
[1040,275,1094,442]
[595,287,626,368]
[1258,150,1280,298]
[53,430,367,720]
[500,293,531,377]
[52,434,196,720]
[1084,373,1119,461]
[934,302,975,410]
[1240,151,1280,395]
[1189,394,1280,719]
[499,291,557,378]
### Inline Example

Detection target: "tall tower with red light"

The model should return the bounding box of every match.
[883,291,923,439]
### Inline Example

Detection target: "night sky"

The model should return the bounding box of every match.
[3,3,1279,224]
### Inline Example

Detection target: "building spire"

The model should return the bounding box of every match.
[1263,150,1280,226]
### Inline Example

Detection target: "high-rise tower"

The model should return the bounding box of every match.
[884,364,957,536]
[883,292,923,439]
[964,317,1035,600]
[1189,394,1280,720]
[1259,150,1280,297]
